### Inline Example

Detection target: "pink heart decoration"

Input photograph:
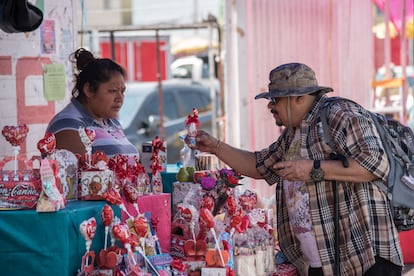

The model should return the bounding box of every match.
[2,124,29,147]
[37,132,56,155]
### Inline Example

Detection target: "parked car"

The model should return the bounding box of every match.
[118,79,213,164]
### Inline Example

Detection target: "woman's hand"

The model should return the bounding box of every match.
[193,130,219,154]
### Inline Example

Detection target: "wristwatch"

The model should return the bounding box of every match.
[310,160,324,181]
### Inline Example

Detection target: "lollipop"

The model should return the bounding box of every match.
[123,182,141,214]
[101,204,114,250]
[80,217,97,267]
[103,187,134,219]
[199,208,225,267]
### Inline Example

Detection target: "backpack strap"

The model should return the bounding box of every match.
[320,98,349,168]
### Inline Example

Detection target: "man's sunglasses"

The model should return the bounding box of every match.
[269,97,278,104]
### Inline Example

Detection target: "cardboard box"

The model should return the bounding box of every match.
[0,156,41,210]
[201,267,226,276]
[78,170,114,200]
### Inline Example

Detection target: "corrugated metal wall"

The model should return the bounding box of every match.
[224,0,374,196]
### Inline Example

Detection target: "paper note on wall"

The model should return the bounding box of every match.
[43,64,66,101]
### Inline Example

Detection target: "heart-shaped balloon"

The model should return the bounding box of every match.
[2,124,29,147]
[133,215,149,238]
[80,217,97,241]
[101,204,114,227]
[37,132,56,155]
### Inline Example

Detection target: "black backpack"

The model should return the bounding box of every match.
[321,97,414,231]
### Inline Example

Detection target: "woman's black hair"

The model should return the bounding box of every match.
[69,48,126,100]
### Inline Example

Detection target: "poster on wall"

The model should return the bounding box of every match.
[41,19,56,54]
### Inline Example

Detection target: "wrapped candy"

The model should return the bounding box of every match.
[184,108,200,148]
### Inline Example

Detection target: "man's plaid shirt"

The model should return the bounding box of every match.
[255,95,403,275]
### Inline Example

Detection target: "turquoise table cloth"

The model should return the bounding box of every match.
[0,201,120,276]
[0,166,178,276]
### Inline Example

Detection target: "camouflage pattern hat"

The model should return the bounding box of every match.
[255,63,333,100]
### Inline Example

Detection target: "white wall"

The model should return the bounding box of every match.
[0,0,76,159]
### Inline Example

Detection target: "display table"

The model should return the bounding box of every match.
[0,201,120,276]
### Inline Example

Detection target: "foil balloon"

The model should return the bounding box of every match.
[2,124,29,147]
[37,132,56,156]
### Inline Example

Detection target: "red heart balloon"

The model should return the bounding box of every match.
[2,124,29,147]
[37,132,56,155]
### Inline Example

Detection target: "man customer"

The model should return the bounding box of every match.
[46,48,138,159]
[194,63,403,275]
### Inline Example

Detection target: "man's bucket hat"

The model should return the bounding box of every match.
[255,63,333,100]
[0,0,43,33]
